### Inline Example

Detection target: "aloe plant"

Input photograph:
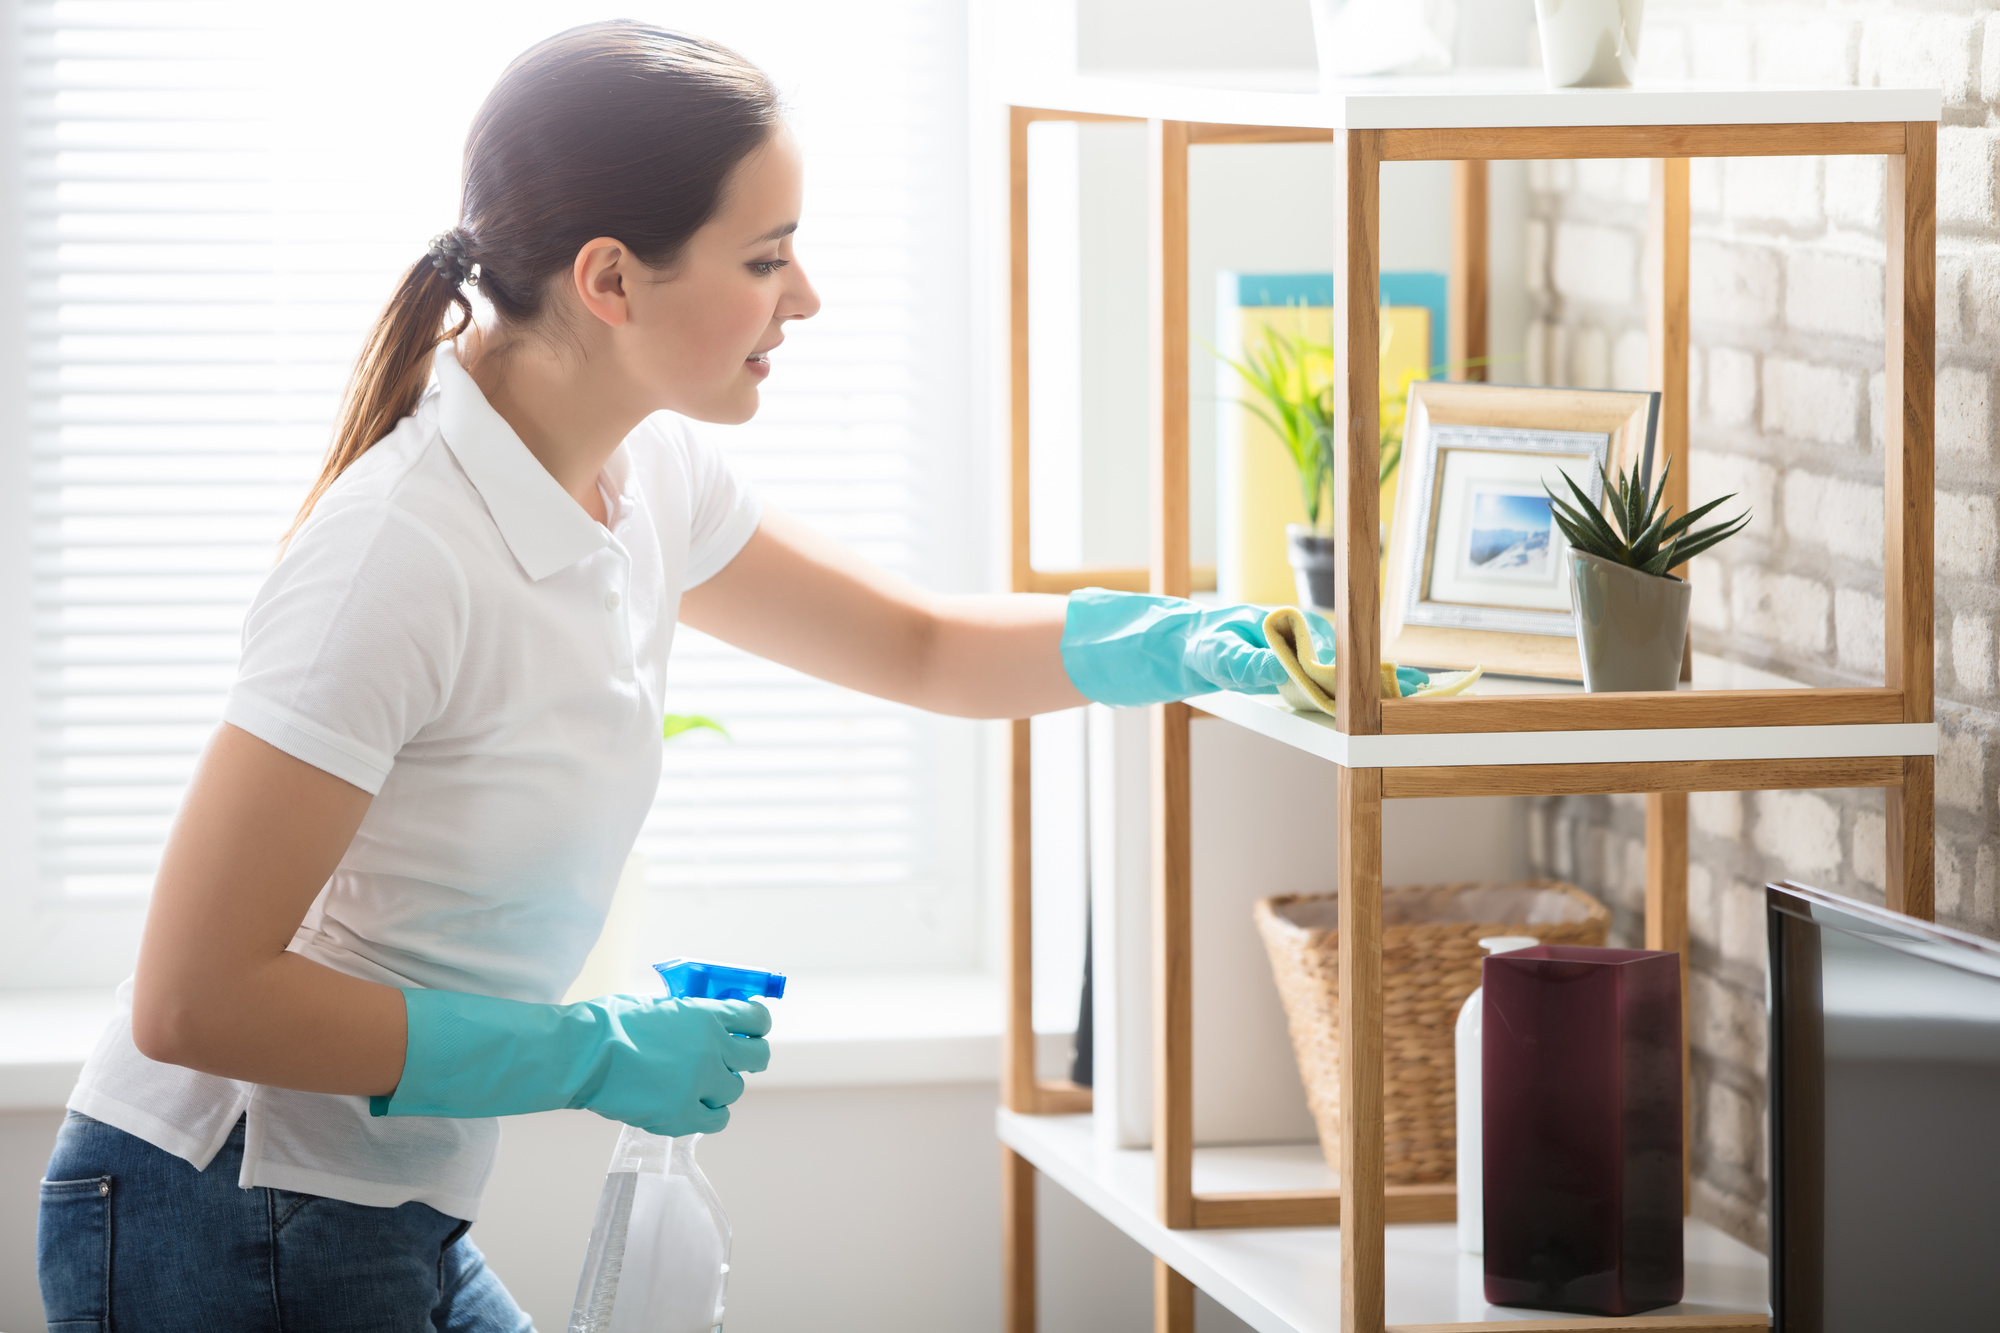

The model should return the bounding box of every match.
[1544,454,1749,578]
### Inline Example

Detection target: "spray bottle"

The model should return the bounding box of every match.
[567,959,786,1333]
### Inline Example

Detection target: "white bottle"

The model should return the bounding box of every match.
[1455,935,1541,1255]
[569,1126,731,1333]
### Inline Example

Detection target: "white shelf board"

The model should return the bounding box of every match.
[1189,654,1935,771]
[1010,68,1939,132]
[999,1110,1769,1333]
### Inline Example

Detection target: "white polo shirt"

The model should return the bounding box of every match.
[67,343,761,1220]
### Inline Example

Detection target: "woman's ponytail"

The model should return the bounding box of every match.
[281,23,779,546]
[283,232,474,545]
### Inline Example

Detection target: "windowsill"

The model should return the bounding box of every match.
[0,976,1076,1109]
[0,989,122,1111]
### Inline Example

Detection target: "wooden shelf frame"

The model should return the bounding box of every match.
[1000,93,1935,1333]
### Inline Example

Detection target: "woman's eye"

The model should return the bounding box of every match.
[750,258,790,276]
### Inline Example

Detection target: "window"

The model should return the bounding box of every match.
[2,0,983,987]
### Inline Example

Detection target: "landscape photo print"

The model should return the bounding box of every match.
[1419,436,1602,619]
[1466,489,1557,582]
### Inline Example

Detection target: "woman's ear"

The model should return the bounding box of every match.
[572,237,632,328]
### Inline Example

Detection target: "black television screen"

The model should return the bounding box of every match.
[1768,881,2000,1332]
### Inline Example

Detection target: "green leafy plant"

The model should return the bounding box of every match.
[1216,322,1407,533]
[1544,454,1750,578]
[663,714,728,742]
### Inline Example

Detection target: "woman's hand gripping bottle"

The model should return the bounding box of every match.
[568,960,786,1333]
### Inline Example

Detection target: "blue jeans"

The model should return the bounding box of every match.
[37,1111,534,1332]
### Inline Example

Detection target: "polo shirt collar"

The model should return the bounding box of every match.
[433,342,610,581]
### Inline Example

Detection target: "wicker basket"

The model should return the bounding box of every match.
[1253,879,1609,1185]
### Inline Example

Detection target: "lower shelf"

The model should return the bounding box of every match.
[998,1110,1770,1333]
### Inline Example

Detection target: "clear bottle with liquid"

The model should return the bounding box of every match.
[567,959,786,1333]
[1454,935,1538,1255]
[570,1127,731,1333]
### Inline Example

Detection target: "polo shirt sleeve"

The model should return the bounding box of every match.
[675,419,763,589]
[222,504,470,795]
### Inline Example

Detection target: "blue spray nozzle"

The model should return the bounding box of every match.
[652,958,787,1002]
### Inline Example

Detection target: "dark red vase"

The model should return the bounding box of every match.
[1483,945,1683,1315]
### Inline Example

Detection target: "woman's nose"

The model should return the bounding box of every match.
[784,262,821,322]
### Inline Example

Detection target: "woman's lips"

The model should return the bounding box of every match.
[746,353,770,380]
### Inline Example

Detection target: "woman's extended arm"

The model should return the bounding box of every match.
[130,723,407,1093]
[678,507,1088,719]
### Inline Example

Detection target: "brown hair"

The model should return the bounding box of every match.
[285,21,782,541]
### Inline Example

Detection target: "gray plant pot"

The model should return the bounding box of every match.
[1287,524,1339,610]
[1568,549,1691,692]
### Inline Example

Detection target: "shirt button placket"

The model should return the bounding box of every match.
[606,550,635,680]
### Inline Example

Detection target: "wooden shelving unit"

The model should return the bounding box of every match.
[1000,68,1940,1333]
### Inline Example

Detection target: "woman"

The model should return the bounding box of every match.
[37,22,1315,1330]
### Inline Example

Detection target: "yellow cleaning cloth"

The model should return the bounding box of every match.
[1261,607,1482,716]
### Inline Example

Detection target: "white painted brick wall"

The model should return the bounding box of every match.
[1691,790,1743,840]
[1968,250,2000,339]
[1985,13,2000,106]
[1691,21,1753,82]
[1702,1077,1761,1173]
[1704,348,1758,425]
[1823,152,1885,233]
[1938,365,1993,463]
[1851,809,1886,891]
[1691,971,1765,1070]
[1955,611,1994,694]
[1751,790,1842,875]
[1722,155,1823,230]
[1785,251,1884,342]
[1938,490,1999,577]
[1833,586,1884,674]
[1753,18,1855,87]
[1552,222,1638,304]
[1690,449,1778,522]
[1572,324,1611,388]
[1729,567,1831,654]
[1689,553,1730,632]
[1691,238,1780,326]
[1762,357,1863,447]
[1718,875,1769,969]
[1781,470,1883,564]
[1528,0,2000,1256]
[1937,725,1988,814]
[1860,13,1980,104]
[1940,127,2000,230]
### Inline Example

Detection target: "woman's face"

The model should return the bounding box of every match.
[619,123,820,424]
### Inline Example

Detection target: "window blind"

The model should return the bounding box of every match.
[22,2,975,966]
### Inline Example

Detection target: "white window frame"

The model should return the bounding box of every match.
[0,0,1001,992]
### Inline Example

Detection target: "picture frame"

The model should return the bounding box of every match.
[1384,382,1661,681]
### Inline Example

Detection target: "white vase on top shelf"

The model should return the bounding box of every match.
[1534,0,1646,88]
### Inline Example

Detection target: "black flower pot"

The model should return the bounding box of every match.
[1286,524,1339,610]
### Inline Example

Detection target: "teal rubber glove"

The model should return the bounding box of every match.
[1059,587,1428,706]
[370,988,771,1136]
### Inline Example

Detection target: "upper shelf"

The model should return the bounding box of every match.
[1008,67,1941,131]
[1190,654,1936,773]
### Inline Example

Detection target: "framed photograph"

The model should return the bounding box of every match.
[1384,383,1660,681]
